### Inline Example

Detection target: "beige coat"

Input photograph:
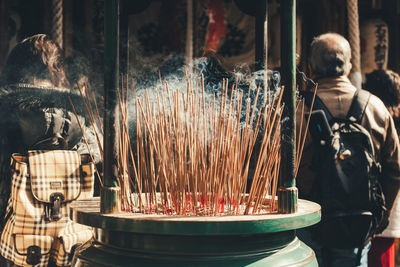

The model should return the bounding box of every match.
[297,76,400,212]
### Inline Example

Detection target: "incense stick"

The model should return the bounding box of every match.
[76,73,312,216]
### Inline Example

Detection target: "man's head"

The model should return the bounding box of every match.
[309,33,352,79]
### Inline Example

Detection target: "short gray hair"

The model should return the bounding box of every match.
[309,33,352,78]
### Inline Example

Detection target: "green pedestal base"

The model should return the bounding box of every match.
[73,237,316,267]
[70,198,320,267]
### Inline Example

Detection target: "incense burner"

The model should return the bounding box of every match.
[70,197,320,266]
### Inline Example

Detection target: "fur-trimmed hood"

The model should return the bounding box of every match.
[0,84,88,117]
[0,84,96,151]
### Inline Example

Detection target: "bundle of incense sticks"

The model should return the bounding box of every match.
[71,75,316,216]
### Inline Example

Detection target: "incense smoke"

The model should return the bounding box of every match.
[127,57,281,140]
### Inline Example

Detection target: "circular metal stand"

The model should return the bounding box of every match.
[71,198,320,266]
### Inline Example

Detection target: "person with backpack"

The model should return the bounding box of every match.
[0,34,100,266]
[364,69,400,267]
[296,32,400,267]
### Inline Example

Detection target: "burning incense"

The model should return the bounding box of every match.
[129,76,286,215]
[72,74,313,216]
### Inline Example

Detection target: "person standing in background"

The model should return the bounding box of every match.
[364,69,400,267]
[296,33,400,267]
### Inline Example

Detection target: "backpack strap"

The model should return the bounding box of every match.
[346,89,371,123]
[30,110,70,150]
[300,91,334,123]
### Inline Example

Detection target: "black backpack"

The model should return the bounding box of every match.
[302,89,388,249]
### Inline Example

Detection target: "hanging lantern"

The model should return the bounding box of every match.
[360,18,389,74]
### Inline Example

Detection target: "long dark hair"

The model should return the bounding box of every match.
[364,69,400,134]
[0,34,70,88]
